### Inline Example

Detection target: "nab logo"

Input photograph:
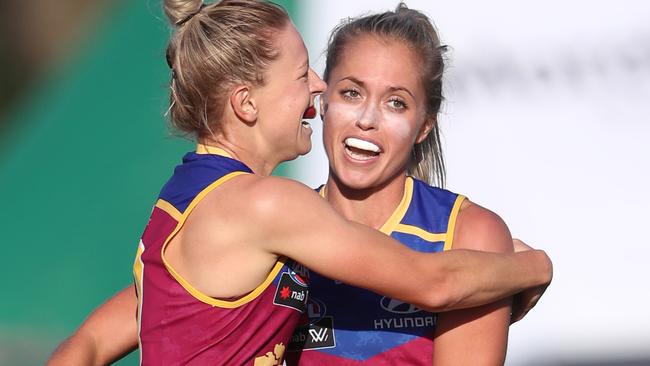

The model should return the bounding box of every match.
[380,297,422,314]
[274,272,308,313]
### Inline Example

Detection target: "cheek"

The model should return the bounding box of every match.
[384,114,419,145]
[322,101,358,141]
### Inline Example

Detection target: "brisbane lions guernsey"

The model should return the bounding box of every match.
[133,144,310,365]
[286,177,465,365]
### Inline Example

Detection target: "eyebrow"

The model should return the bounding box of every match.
[387,86,415,100]
[297,60,309,72]
[339,76,415,99]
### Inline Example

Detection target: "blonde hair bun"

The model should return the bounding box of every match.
[164,0,204,26]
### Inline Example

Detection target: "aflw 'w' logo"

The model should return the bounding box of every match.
[308,328,329,343]
[288,316,336,351]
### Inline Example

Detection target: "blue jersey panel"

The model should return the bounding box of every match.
[288,177,465,364]
[158,152,252,212]
[401,179,459,234]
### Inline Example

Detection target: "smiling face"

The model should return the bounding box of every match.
[251,23,327,164]
[322,35,432,190]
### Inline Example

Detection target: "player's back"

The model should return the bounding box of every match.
[134,145,310,365]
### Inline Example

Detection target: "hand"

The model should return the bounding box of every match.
[510,239,552,323]
[512,238,532,253]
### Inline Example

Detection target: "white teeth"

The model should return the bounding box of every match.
[345,137,380,153]
[346,149,375,161]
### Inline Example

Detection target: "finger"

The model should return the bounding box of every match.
[512,238,533,252]
[511,294,541,324]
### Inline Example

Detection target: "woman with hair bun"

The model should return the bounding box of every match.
[47,1,551,365]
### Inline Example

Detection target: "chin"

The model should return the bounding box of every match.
[297,141,312,156]
[336,171,377,191]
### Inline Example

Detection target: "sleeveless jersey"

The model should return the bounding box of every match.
[286,177,465,365]
[133,145,310,365]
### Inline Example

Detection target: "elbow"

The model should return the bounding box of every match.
[529,249,553,287]
[537,250,554,292]
[418,279,462,313]
[411,255,465,312]
[422,293,453,313]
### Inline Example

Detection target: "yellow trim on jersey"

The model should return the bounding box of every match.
[379,177,413,235]
[393,223,446,243]
[318,185,326,198]
[167,254,286,309]
[196,143,233,158]
[159,170,285,308]
[133,241,145,290]
[132,240,145,362]
[155,199,182,221]
[444,195,466,251]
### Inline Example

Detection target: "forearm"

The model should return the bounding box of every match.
[47,330,137,366]
[47,331,99,366]
[433,249,551,311]
[46,285,139,366]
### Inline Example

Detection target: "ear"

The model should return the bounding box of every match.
[415,116,435,144]
[229,85,258,123]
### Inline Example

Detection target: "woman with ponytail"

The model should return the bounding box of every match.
[47,1,551,365]
[287,4,526,364]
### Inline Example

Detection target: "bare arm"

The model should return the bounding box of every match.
[45,178,551,364]
[242,176,552,312]
[46,285,138,366]
[510,239,550,323]
[433,201,512,365]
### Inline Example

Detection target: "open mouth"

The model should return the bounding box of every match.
[344,137,381,161]
[303,106,316,119]
[301,106,317,129]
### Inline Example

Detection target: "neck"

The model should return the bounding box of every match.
[199,137,278,176]
[324,172,408,230]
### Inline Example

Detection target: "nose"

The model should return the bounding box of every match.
[356,102,378,131]
[308,68,327,95]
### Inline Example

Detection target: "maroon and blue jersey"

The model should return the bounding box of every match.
[286,177,465,365]
[133,144,310,365]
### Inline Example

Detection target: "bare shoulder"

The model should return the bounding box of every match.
[249,175,318,201]
[206,174,331,231]
[453,199,513,253]
[237,175,323,215]
[200,174,316,210]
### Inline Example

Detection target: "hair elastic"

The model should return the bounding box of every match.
[176,3,206,26]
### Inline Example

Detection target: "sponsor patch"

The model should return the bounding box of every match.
[373,316,436,330]
[289,271,308,287]
[379,296,422,314]
[289,316,336,351]
[273,272,308,313]
[305,296,327,324]
[288,262,310,284]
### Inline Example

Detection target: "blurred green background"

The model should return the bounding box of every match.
[0,0,297,364]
